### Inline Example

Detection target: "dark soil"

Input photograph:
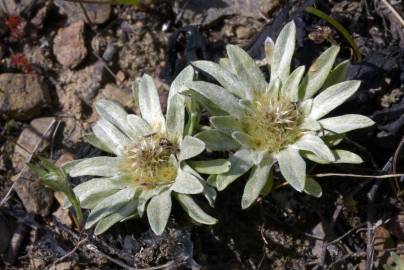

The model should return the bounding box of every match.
[0,0,403,269]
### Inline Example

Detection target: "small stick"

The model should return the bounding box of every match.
[380,0,404,26]
[313,173,404,179]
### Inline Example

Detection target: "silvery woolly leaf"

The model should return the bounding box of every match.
[300,99,313,116]
[138,74,166,132]
[95,200,138,235]
[319,114,374,134]
[210,115,243,135]
[68,157,120,177]
[137,186,166,218]
[216,148,254,191]
[270,21,296,84]
[147,189,172,235]
[84,134,115,154]
[227,45,267,95]
[322,60,350,90]
[186,81,244,118]
[265,36,274,70]
[241,156,274,209]
[282,66,305,102]
[310,80,360,120]
[95,99,137,140]
[175,194,218,225]
[171,169,204,194]
[303,177,322,198]
[179,136,205,161]
[188,159,231,174]
[293,133,335,162]
[92,119,130,155]
[267,78,281,98]
[126,114,154,137]
[167,65,194,106]
[192,60,247,99]
[166,94,185,144]
[303,149,363,164]
[299,46,340,100]
[85,187,137,229]
[70,177,123,209]
[195,130,240,151]
[232,131,256,148]
[276,146,306,192]
[299,117,321,131]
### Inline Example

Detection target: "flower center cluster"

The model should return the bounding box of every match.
[122,135,177,187]
[241,95,303,153]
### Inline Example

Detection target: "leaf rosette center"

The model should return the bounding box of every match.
[242,95,303,152]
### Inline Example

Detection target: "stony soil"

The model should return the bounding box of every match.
[0,0,403,269]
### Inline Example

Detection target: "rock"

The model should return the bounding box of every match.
[0,73,50,120]
[235,25,252,40]
[11,117,56,216]
[14,117,56,159]
[95,83,135,111]
[174,0,279,26]
[53,21,87,68]
[54,0,111,25]
[13,169,54,217]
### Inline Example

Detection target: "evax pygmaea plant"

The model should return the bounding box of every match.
[64,67,221,235]
[185,21,374,209]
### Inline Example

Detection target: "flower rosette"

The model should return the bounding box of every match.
[65,67,221,235]
[185,21,374,209]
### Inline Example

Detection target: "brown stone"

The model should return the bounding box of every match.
[0,73,50,120]
[54,0,111,25]
[53,21,87,68]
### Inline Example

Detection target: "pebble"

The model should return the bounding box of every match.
[0,73,50,120]
[53,21,87,68]
[54,0,111,25]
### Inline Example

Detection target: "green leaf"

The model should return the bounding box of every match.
[92,119,130,155]
[95,99,137,140]
[170,169,204,194]
[126,114,154,137]
[241,156,273,209]
[303,149,363,164]
[188,159,231,174]
[227,45,267,95]
[192,60,247,98]
[310,80,361,120]
[282,66,305,102]
[299,46,340,100]
[68,157,120,177]
[184,98,200,136]
[270,21,296,84]
[210,115,243,135]
[303,177,322,197]
[276,146,306,192]
[216,148,254,191]
[322,60,350,89]
[179,135,205,161]
[94,200,138,235]
[175,194,218,225]
[85,188,136,229]
[195,129,240,151]
[185,81,244,118]
[319,114,374,133]
[166,94,185,144]
[147,189,172,235]
[138,74,166,132]
[293,133,335,162]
